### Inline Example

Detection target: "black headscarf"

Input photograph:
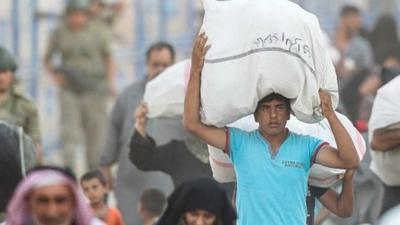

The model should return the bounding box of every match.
[157,178,237,225]
[369,15,400,65]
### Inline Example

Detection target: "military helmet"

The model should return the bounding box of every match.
[66,0,89,14]
[0,47,17,72]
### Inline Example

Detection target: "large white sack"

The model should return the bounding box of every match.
[208,116,260,183]
[368,76,400,132]
[305,113,366,187]
[209,113,366,187]
[144,59,191,118]
[200,0,338,127]
[369,76,400,185]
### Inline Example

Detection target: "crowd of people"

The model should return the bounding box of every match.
[0,1,400,225]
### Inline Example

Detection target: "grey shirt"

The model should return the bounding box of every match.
[100,78,185,225]
[346,36,374,72]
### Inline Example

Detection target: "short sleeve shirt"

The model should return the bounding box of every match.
[107,207,125,225]
[0,91,41,143]
[45,23,111,81]
[228,127,327,225]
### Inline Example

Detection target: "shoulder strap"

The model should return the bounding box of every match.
[18,126,26,176]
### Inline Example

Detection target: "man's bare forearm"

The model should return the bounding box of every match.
[335,175,354,217]
[184,69,202,132]
[327,114,359,168]
[183,33,226,150]
[371,128,400,152]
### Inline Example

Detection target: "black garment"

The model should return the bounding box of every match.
[0,125,21,212]
[306,185,328,225]
[0,122,36,211]
[157,178,237,225]
[129,131,212,187]
[368,15,400,66]
[341,69,370,122]
[380,67,400,86]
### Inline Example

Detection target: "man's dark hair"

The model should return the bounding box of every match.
[145,42,175,63]
[80,169,107,187]
[255,93,291,113]
[340,5,360,17]
[140,189,166,216]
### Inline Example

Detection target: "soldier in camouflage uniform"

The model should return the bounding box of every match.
[0,47,42,160]
[44,0,115,170]
[87,0,122,97]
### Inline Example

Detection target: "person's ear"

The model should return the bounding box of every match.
[254,112,259,123]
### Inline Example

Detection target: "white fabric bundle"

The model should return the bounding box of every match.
[144,59,191,118]
[209,113,366,187]
[200,0,338,126]
[208,116,258,183]
[369,76,400,186]
[304,113,366,187]
[368,76,400,132]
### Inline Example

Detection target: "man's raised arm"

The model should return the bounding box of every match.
[315,91,360,169]
[184,33,226,151]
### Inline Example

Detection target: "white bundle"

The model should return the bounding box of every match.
[369,76,400,185]
[144,59,191,118]
[200,0,338,126]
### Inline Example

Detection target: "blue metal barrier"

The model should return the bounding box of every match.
[30,0,39,98]
[0,19,6,46]
[11,0,20,58]
[134,0,146,78]
[159,0,168,40]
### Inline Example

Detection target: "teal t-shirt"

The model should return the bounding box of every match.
[228,127,326,225]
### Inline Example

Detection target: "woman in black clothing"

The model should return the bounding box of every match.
[157,178,237,225]
[129,103,212,187]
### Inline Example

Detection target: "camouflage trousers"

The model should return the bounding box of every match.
[59,88,107,171]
